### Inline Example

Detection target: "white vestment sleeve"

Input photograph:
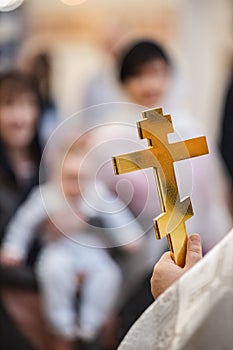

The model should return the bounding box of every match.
[118,228,233,350]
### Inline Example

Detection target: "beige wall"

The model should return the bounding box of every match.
[178,0,232,141]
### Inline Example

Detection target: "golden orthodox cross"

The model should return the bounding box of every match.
[112,108,208,267]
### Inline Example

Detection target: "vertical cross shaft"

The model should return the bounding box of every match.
[112,108,209,267]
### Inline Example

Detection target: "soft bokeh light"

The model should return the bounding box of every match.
[60,0,87,6]
[0,0,11,7]
[0,0,24,12]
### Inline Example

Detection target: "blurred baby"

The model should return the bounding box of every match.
[0,137,142,345]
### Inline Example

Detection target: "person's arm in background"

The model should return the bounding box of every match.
[81,181,144,251]
[0,187,46,266]
[150,233,202,299]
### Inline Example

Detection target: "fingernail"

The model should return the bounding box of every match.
[189,234,201,242]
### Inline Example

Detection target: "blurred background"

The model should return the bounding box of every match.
[0,1,232,350]
[0,0,232,140]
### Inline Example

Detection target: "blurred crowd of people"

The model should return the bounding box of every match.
[0,6,232,350]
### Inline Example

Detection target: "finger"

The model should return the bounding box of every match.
[159,252,175,265]
[185,233,202,269]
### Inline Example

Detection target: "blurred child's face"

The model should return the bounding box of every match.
[62,155,86,198]
[0,92,39,150]
[123,59,170,107]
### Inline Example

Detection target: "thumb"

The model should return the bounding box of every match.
[185,233,202,269]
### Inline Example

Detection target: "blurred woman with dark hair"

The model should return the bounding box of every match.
[0,71,43,241]
[0,71,46,350]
